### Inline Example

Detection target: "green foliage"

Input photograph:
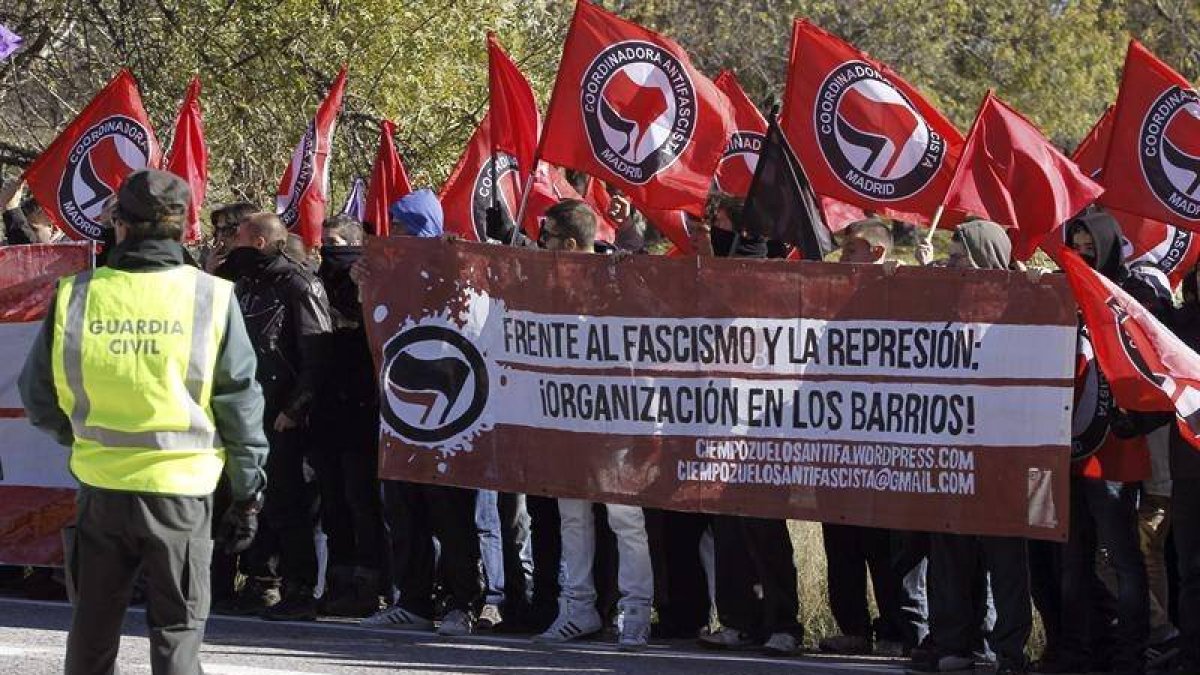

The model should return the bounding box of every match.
[0,0,568,208]
[0,0,1195,213]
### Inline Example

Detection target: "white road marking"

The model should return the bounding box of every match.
[0,597,901,672]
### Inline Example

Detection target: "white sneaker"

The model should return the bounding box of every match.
[437,609,473,637]
[762,632,802,656]
[532,604,603,643]
[698,626,757,650]
[360,605,433,630]
[476,604,503,630]
[617,605,651,651]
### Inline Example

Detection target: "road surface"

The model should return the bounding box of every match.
[0,596,907,674]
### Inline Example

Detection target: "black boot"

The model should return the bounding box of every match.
[262,585,318,621]
[221,577,281,616]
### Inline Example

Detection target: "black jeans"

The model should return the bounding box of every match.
[646,509,712,638]
[527,495,561,626]
[712,516,801,639]
[929,534,1031,666]
[383,481,482,616]
[1172,477,1200,669]
[823,524,903,641]
[1061,477,1148,671]
[310,400,385,577]
[258,424,319,590]
[1028,539,1064,657]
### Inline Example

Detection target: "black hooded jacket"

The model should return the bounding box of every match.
[316,246,377,407]
[217,246,332,421]
[1069,211,1127,283]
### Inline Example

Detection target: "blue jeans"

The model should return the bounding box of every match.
[1061,477,1149,671]
[475,491,532,610]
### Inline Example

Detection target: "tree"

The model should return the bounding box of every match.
[0,0,568,210]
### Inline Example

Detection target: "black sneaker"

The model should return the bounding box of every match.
[262,587,318,622]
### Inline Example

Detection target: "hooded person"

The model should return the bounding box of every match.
[1066,210,1126,283]
[1040,208,1155,674]
[915,218,1032,675]
[306,214,388,618]
[953,219,1012,270]
[1164,267,1200,672]
[363,189,486,637]
[389,189,444,238]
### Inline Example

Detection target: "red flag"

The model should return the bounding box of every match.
[943,93,1103,261]
[23,69,162,241]
[488,33,541,188]
[642,207,693,253]
[780,20,962,223]
[713,71,766,197]
[539,0,733,215]
[164,77,206,243]
[365,120,413,237]
[1100,41,1200,228]
[1063,106,1200,287]
[819,196,867,234]
[521,165,616,244]
[276,66,347,247]
[1061,248,1200,449]
[440,111,523,242]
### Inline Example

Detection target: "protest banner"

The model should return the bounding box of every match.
[364,238,1077,540]
[0,243,91,565]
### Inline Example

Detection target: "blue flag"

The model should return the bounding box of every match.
[0,25,22,60]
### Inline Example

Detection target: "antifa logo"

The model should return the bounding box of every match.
[276,123,317,229]
[1072,327,1112,461]
[1139,86,1200,221]
[1156,226,1194,275]
[379,325,489,444]
[580,41,697,185]
[1106,297,1164,387]
[471,152,520,242]
[813,62,946,202]
[57,114,153,241]
[714,130,765,193]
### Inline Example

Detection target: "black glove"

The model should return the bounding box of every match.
[485,206,515,244]
[216,493,263,555]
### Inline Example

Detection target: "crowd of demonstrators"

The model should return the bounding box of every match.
[2,172,1199,675]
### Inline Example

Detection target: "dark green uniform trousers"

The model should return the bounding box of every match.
[63,486,213,675]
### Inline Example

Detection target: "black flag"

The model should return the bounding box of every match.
[742,112,833,261]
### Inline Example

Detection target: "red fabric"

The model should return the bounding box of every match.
[521,165,615,243]
[642,207,692,254]
[1057,105,1200,287]
[819,196,867,234]
[944,93,1103,261]
[539,0,732,214]
[439,111,520,242]
[779,20,962,224]
[712,71,766,197]
[1100,41,1200,228]
[488,33,541,188]
[22,69,161,241]
[365,120,413,237]
[1075,435,1150,481]
[164,77,206,243]
[1061,248,1200,452]
[275,66,347,247]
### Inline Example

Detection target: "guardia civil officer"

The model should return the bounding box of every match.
[18,169,269,675]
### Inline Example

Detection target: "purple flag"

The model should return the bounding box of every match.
[0,25,22,60]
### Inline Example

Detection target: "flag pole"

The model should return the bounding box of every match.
[925,90,990,247]
[924,205,944,245]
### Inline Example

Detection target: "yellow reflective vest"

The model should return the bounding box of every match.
[50,265,234,495]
